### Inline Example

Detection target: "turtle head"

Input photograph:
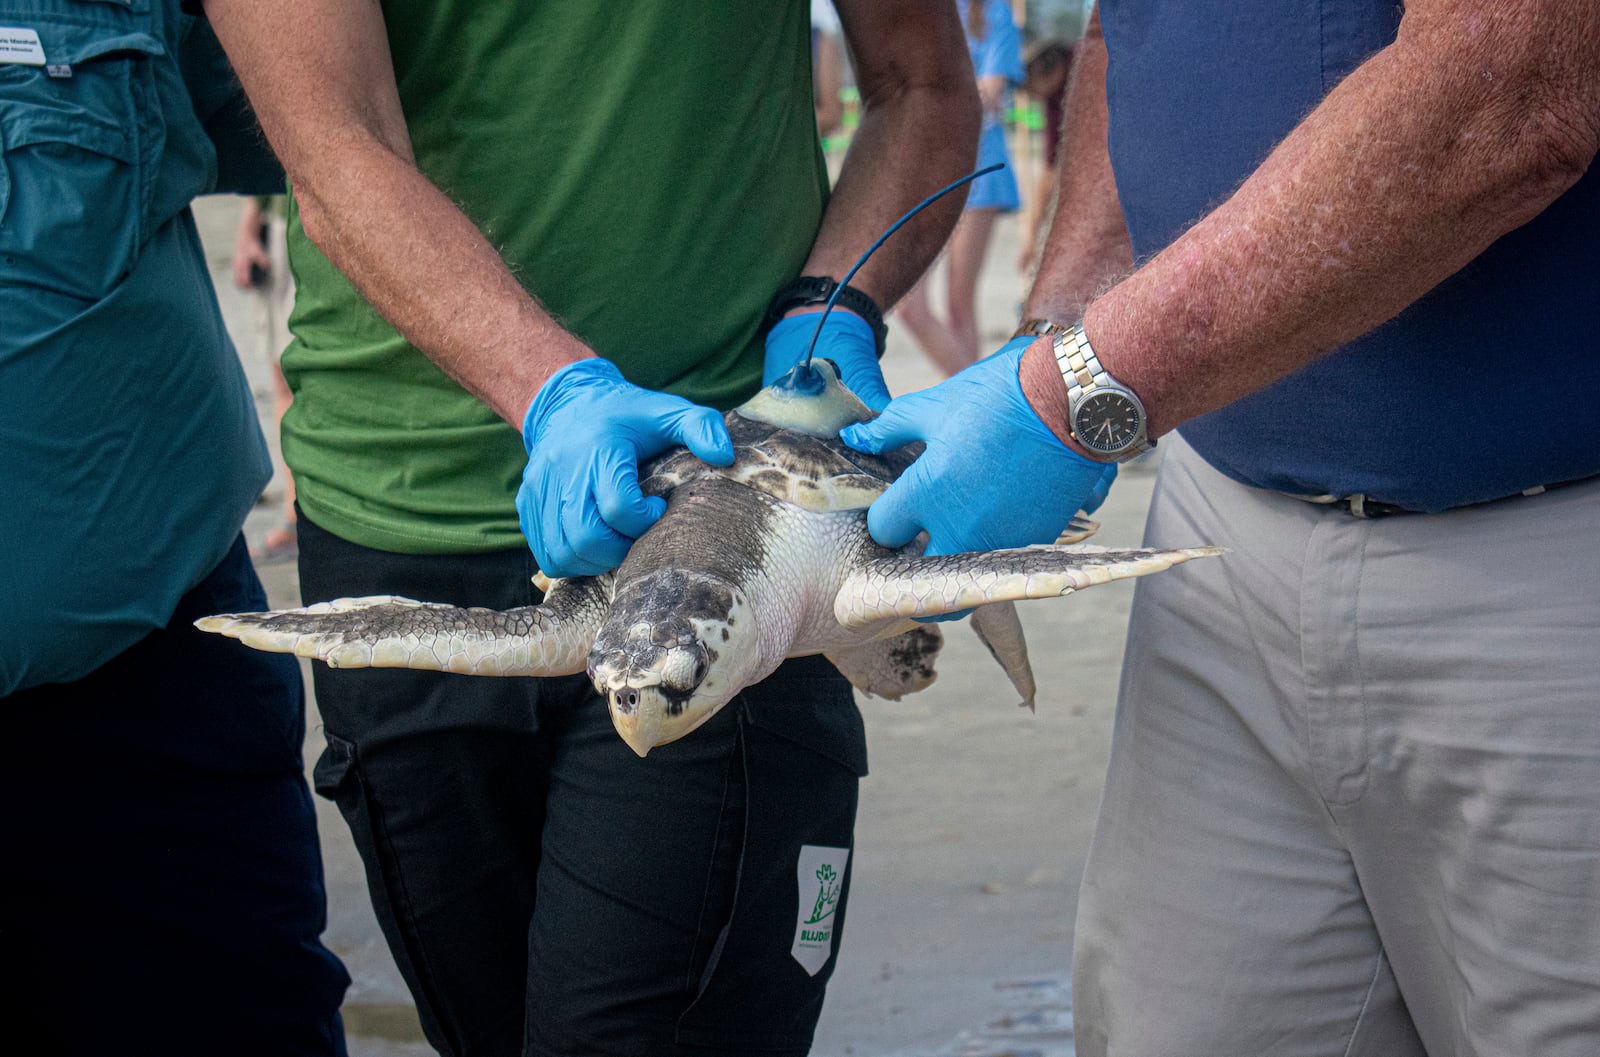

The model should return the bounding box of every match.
[588,571,761,757]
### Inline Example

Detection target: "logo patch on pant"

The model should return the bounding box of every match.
[791,844,849,976]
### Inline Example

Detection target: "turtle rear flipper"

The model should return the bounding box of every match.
[194,575,614,676]
[824,624,943,701]
[832,544,1227,626]
[968,602,1037,712]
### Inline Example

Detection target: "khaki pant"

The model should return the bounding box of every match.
[1074,434,1600,1057]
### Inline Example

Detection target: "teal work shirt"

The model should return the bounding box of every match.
[0,0,281,694]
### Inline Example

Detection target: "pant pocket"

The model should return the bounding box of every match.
[312,732,464,1056]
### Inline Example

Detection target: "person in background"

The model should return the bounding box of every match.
[232,193,299,563]
[1015,38,1075,276]
[894,0,1025,375]
[0,2,349,1053]
[811,0,845,139]
[844,2,1600,1053]
[200,1,978,1054]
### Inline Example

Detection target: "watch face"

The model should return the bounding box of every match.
[1073,390,1145,455]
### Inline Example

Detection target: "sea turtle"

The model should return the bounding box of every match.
[198,361,1221,756]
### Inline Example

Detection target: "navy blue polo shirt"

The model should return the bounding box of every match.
[1100,0,1600,512]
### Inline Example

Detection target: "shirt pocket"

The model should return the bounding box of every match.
[0,12,164,300]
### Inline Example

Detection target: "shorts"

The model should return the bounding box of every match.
[966,121,1020,211]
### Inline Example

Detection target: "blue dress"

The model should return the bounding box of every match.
[961,0,1025,211]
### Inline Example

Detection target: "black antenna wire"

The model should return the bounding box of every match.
[802,163,1004,371]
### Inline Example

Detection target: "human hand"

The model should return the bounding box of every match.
[764,310,890,411]
[841,335,1116,557]
[519,359,735,577]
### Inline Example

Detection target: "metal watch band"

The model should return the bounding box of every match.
[1013,317,1074,340]
[1052,321,1154,461]
[1053,321,1107,399]
[764,276,888,355]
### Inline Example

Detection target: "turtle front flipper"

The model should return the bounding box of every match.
[832,544,1226,626]
[195,575,614,676]
[824,624,944,701]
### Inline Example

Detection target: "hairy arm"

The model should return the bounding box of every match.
[804,0,981,308]
[203,0,589,426]
[1020,0,1600,447]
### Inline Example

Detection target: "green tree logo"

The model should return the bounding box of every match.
[805,863,841,925]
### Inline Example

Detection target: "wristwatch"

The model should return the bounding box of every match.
[1019,318,1153,463]
[764,276,888,356]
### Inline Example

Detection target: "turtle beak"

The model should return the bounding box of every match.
[605,686,720,758]
[608,690,663,758]
[612,715,656,758]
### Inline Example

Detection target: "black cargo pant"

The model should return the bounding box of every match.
[1,535,350,1056]
[298,515,866,1057]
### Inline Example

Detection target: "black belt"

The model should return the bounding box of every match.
[1292,475,1596,519]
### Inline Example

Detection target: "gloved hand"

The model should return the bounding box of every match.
[519,358,735,578]
[764,309,890,411]
[841,334,1117,557]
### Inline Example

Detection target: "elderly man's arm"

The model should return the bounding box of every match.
[202,0,588,427]
[1019,0,1600,448]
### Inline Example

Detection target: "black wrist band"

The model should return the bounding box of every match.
[763,275,888,356]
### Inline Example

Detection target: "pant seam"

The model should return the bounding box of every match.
[353,753,471,1056]
[684,725,743,996]
[1340,950,1389,1057]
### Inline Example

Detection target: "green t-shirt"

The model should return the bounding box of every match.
[282,1,828,554]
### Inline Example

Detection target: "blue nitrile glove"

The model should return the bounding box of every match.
[841,335,1117,615]
[764,310,891,411]
[519,358,735,578]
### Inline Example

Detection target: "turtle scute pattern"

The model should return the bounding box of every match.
[834,545,1227,626]
[642,411,920,514]
[195,594,600,676]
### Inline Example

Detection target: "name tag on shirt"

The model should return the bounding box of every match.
[0,26,46,65]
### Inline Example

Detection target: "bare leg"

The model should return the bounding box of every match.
[252,359,297,561]
[894,257,971,377]
[272,365,294,512]
[943,208,1000,366]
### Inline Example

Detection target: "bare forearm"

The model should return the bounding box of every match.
[1050,0,1599,440]
[290,140,586,424]
[206,0,586,427]
[806,1,980,309]
[1023,14,1131,322]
